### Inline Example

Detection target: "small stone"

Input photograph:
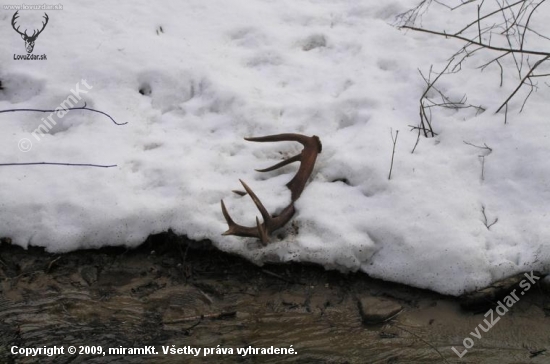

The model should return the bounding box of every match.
[460,273,528,311]
[308,293,329,311]
[281,292,305,307]
[358,296,402,324]
[80,266,98,286]
[302,34,326,51]
[0,237,12,244]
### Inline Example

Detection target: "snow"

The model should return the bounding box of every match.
[1,0,549,295]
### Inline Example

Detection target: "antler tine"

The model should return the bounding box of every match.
[221,180,297,244]
[256,217,269,245]
[220,180,272,241]
[238,179,271,222]
[255,154,301,173]
[220,199,236,232]
[220,199,259,238]
[245,133,320,148]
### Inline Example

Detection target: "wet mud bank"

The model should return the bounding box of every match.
[0,232,549,363]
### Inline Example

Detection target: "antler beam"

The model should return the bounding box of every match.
[245,133,322,201]
[221,133,321,244]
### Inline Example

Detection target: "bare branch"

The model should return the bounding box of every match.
[464,141,493,181]
[435,0,476,11]
[520,1,546,51]
[399,0,549,122]
[481,205,499,230]
[453,0,524,35]
[388,129,399,180]
[496,55,549,112]
[401,25,550,57]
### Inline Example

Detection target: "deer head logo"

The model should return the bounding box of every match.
[11,11,49,54]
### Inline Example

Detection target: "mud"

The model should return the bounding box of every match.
[0,232,549,363]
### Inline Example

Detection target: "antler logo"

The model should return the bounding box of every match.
[11,11,49,54]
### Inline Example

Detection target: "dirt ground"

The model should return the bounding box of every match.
[0,232,549,364]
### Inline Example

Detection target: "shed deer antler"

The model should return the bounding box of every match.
[221,133,322,245]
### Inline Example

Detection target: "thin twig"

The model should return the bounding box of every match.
[182,319,202,334]
[165,311,237,324]
[464,141,492,181]
[478,52,510,71]
[520,1,546,51]
[496,55,549,113]
[401,26,550,57]
[411,125,421,154]
[480,155,486,180]
[393,324,450,364]
[0,162,117,168]
[477,3,482,41]
[46,256,61,273]
[0,102,126,125]
[435,0,476,11]
[418,58,455,137]
[262,269,304,285]
[481,205,499,230]
[388,129,399,180]
[463,141,493,153]
[453,0,524,35]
